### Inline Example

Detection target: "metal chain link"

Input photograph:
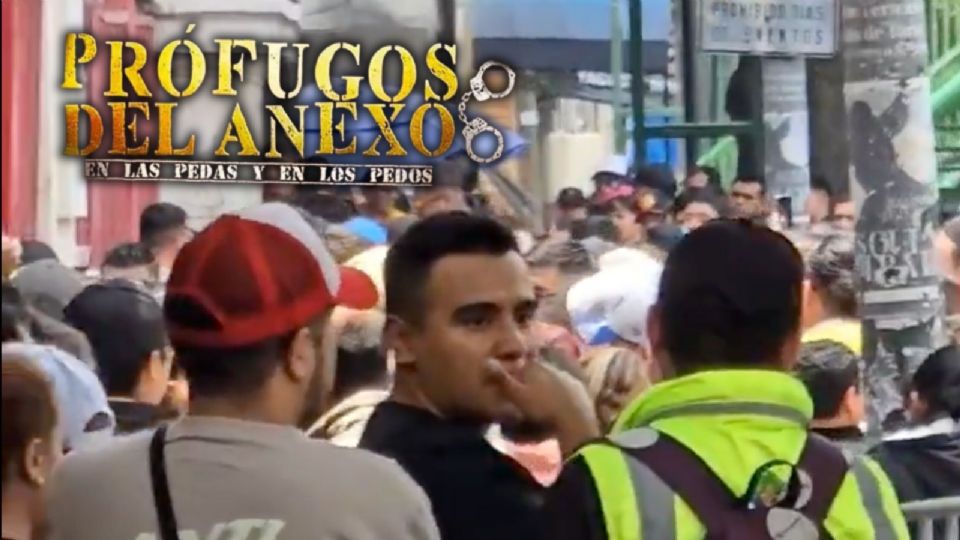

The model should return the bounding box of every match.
[459,62,516,164]
[458,92,471,124]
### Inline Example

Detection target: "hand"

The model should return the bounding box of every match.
[488,356,599,456]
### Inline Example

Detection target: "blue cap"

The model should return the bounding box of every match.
[343,217,388,245]
[2,343,115,451]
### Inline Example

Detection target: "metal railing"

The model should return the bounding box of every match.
[901,497,960,540]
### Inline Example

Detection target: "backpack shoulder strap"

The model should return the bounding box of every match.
[149,424,180,540]
[794,433,850,524]
[613,428,737,535]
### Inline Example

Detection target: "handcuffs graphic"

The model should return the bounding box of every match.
[459,61,516,164]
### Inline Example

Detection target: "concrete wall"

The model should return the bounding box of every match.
[36,0,87,266]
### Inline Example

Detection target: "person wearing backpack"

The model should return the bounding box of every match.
[540,220,909,540]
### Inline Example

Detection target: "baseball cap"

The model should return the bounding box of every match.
[64,279,167,386]
[2,342,115,450]
[164,202,378,348]
[566,260,662,346]
[11,259,85,321]
[343,216,388,245]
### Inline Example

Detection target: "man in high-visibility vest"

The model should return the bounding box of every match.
[541,220,910,540]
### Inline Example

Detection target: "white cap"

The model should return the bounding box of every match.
[598,154,629,176]
[566,258,662,346]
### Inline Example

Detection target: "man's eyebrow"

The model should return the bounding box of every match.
[452,302,501,320]
[515,298,539,314]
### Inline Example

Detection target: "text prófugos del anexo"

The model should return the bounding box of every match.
[62,26,460,159]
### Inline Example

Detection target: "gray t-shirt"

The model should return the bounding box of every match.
[45,416,440,540]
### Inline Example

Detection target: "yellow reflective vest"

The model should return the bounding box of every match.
[576,370,910,540]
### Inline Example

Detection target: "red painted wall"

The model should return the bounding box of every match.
[83,0,158,266]
[2,0,43,237]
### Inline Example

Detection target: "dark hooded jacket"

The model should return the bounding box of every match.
[869,418,960,502]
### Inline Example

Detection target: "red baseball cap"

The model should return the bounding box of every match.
[164,202,378,348]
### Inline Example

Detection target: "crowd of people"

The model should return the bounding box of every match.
[1,158,958,540]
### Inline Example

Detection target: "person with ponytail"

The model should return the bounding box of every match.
[869,344,960,502]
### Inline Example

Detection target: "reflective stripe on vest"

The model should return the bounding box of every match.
[579,444,640,540]
[851,458,898,540]
[638,401,809,428]
[582,401,811,539]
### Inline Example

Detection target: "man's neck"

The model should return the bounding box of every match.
[811,416,860,431]
[388,383,444,419]
[188,396,296,426]
[1,492,31,540]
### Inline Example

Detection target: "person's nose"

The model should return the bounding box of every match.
[493,319,530,372]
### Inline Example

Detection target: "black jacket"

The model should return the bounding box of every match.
[108,399,165,435]
[869,421,960,502]
[359,402,547,540]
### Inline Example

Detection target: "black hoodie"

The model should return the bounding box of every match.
[869,418,960,502]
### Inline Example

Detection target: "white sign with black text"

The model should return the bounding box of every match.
[700,0,838,56]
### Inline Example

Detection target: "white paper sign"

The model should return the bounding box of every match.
[700,0,838,56]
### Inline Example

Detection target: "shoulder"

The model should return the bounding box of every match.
[46,431,153,529]
[825,454,910,540]
[303,439,430,502]
[52,430,150,487]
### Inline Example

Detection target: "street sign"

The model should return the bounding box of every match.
[699,0,838,56]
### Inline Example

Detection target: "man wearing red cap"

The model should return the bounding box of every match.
[44,202,439,540]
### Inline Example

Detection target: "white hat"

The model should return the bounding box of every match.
[566,259,662,346]
[597,155,630,176]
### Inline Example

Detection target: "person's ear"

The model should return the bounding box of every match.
[23,438,51,487]
[385,315,417,368]
[285,326,316,383]
[646,305,672,378]
[840,385,865,424]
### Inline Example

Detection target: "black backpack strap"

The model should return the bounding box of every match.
[149,424,180,540]
[794,433,850,524]
[619,430,738,536]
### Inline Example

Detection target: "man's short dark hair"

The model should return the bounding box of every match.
[811,175,834,198]
[556,188,589,211]
[807,233,857,318]
[102,242,156,269]
[526,241,596,275]
[295,191,356,224]
[20,240,58,265]
[164,295,319,397]
[674,187,728,217]
[634,164,676,194]
[658,220,803,372]
[732,176,766,194]
[139,203,187,247]
[795,340,860,419]
[385,212,519,325]
[332,347,388,401]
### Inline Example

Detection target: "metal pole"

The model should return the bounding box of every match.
[611,0,626,153]
[628,0,645,163]
[680,0,699,167]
